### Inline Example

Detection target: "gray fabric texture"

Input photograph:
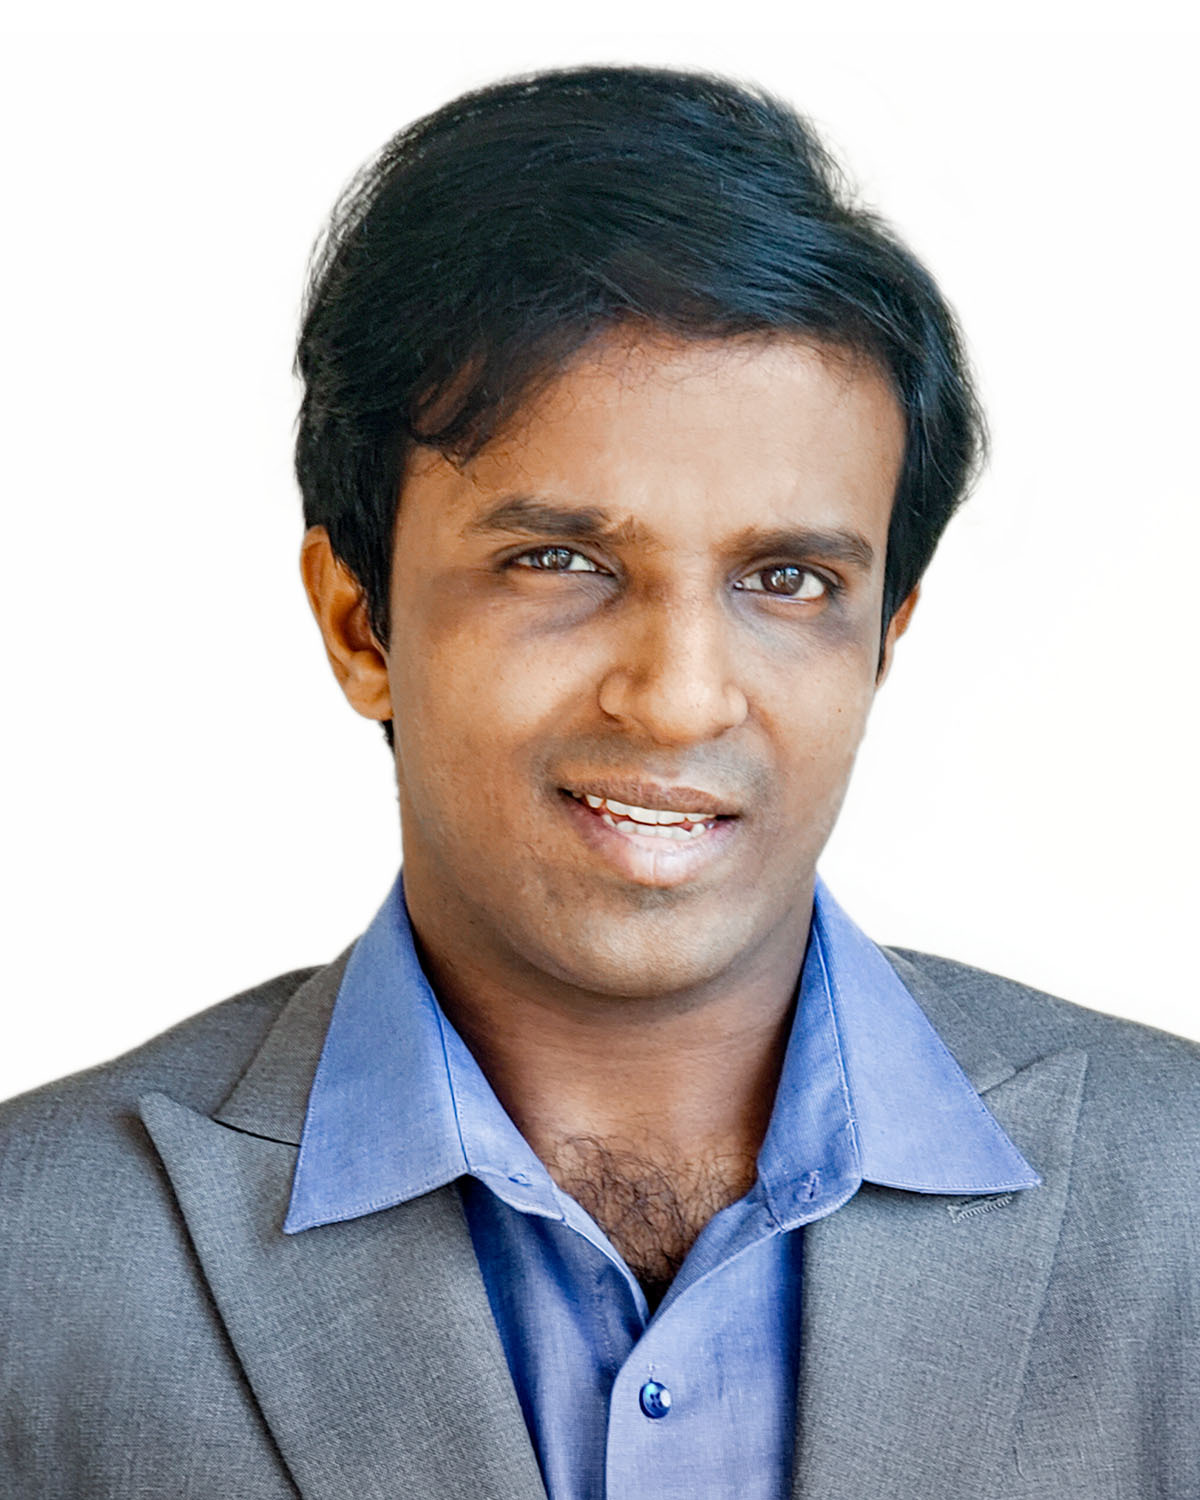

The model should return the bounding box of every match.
[1,944,1197,1499]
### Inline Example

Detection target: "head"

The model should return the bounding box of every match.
[297,65,985,1003]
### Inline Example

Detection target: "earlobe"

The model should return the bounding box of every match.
[299,526,393,721]
[876,585,920,687]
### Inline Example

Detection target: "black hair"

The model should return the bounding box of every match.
[295,64,986,745]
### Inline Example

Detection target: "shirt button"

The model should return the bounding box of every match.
[639,1379,672,1419]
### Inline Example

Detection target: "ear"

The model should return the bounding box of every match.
[875,585,920,687]
[299,525,392,722]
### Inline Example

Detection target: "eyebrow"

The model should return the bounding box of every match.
[466,494,875,572]
[466,495,652,548]
[730,525,876,572]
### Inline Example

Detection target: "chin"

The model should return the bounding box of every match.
[524,905,764,1003]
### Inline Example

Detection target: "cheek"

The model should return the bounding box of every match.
[749,609,880,724]
[387,589,599,783]
[766,656,878,808]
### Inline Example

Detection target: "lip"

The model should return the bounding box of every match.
[558,786,739,888]
[558,779,739,818]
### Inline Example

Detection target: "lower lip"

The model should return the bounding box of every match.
[559,792,738,888]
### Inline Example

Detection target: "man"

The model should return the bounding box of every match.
[1,63,1196,1500]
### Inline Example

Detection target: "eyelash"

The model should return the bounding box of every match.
[509,548,838,601]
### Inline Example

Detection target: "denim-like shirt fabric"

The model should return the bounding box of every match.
[286,875,1037,1499]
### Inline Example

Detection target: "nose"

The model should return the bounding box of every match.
[596,588,749,747]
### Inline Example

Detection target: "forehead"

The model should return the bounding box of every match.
[404,330,907,549]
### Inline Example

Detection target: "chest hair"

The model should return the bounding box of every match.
[544,1135,759,1313]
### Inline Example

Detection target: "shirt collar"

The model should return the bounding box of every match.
[284,872,1037,1235]
[756,876,1038,1227]
[284,872,555,1233]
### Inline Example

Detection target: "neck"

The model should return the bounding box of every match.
[405,875,812,1296]
[407,896,810,1179]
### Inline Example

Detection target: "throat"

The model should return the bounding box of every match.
[544,1135,759,1313]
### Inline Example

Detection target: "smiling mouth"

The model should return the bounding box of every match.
[562,788,733,841]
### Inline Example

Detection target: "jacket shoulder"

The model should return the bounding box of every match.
[1,964,318,1118]
[888,945,1200,1064]
[0,964,320,1210]
[0,968,327,1492]
[0,962,326,1326]
[886,946,1200,1172]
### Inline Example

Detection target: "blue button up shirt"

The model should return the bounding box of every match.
[285,874,1037,1498]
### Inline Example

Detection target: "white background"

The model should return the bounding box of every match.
[2,9,1198,1100]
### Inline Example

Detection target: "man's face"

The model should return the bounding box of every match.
[385,331,908,1002]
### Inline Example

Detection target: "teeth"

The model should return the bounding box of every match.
[599,812,708,839]
[575,792,715,826]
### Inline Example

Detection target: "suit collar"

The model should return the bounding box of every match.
[213,946,351,1148]
[792,1044,1087,1499]
[788,908,1087,1498]
[140,1092,547,1500]
[147,892,554,1499]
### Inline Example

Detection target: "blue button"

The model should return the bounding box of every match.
[639,1379,672,1419]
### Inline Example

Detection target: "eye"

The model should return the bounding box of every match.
[511,546,602,573]
[734,564,828,601]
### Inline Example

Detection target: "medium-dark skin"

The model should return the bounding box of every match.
[302,330,915,1293]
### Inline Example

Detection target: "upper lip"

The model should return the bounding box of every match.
[560,780,739,817]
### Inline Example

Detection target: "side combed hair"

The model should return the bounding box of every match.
[296,63,985,673]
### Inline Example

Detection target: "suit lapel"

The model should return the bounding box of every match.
[792,1044,1087,1500]
[139,956,546,1500]
[137,930,1086,1500]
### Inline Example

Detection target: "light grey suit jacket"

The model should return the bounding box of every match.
[1,943,1197,1499]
